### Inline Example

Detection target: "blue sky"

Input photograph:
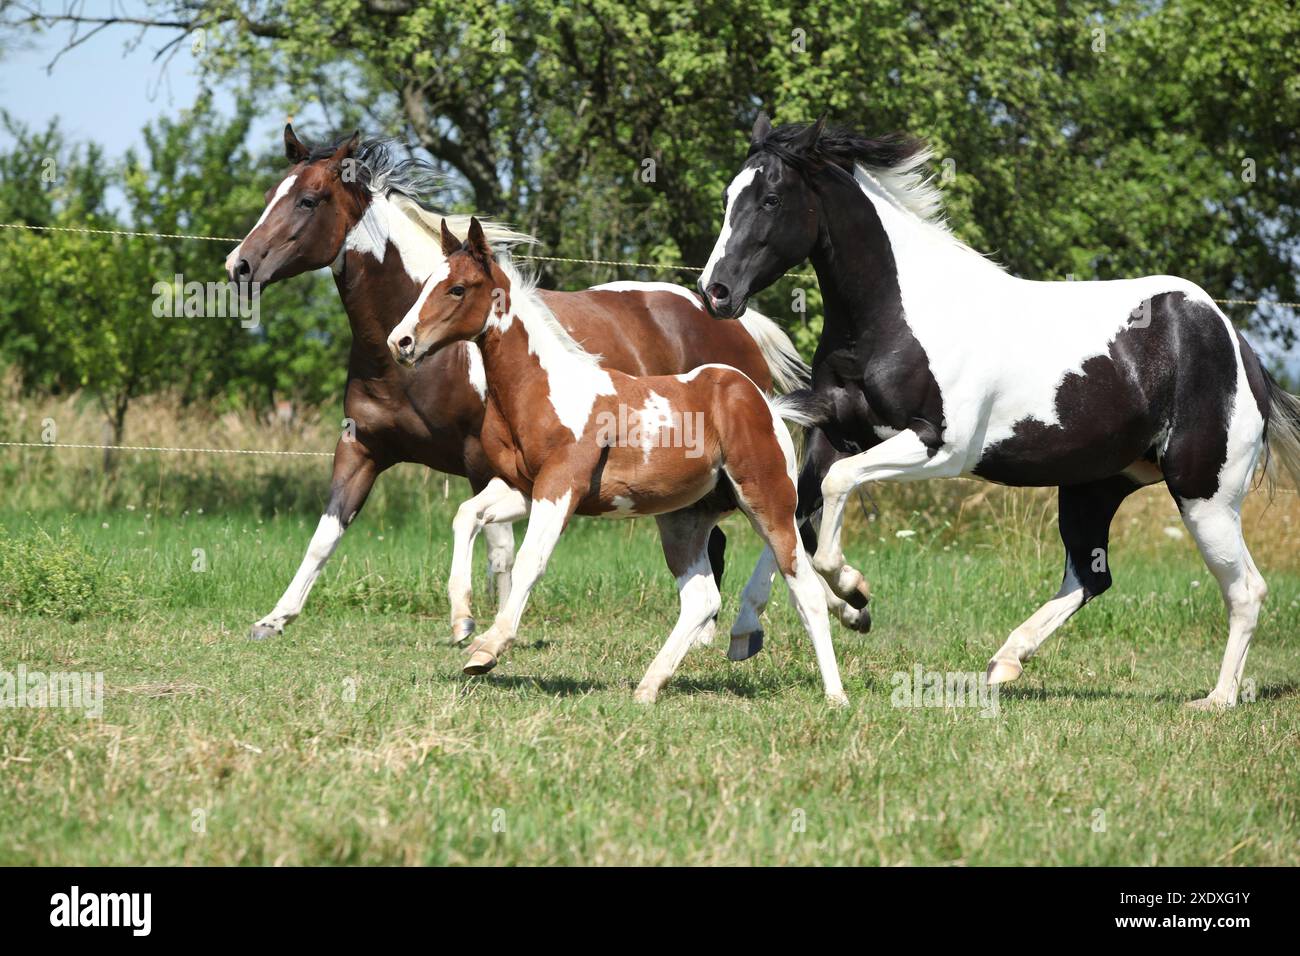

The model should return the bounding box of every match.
[0,11,285,163]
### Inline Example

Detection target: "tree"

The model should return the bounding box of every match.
[0,99,349,466]
[4,0,1298,344]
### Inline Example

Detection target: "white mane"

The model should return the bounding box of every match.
[852,153,1002,269]
[388,193,537,251]
[494,255,605,369]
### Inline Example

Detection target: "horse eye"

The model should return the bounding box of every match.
[762,194,780,208]
[298,196,317,209]
[449,285,465,298]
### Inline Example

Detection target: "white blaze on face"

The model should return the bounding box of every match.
[226,173,298,273]
[701,164,762,289]
[387,256,451,359]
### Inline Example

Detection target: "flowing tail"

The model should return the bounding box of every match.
[736,307,811,394]
[1264,370,1300,492]
[769,389,835,470]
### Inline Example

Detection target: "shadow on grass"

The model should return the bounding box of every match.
[471,674,607,696]
[1003,680,1300,705]
[998,685,1159,704]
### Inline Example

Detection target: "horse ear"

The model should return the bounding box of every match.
[329,131,360,167]
[751,112,772,145]
[439,218,460,257]
[466,216,490,262]
[284,124,309,163]
[793,115,826,152]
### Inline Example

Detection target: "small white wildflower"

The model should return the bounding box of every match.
[896,529,917,539]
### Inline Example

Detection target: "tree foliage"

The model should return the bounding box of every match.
[0,97,348,452]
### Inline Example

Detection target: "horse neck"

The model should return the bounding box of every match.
[333,193,447,380]
[477,287,609,427]
[807,171,909,354]
[809,168,994,354]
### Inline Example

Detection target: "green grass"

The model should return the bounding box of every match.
[2,464,1299,865]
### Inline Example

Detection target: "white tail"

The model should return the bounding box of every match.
[736,307,811,394]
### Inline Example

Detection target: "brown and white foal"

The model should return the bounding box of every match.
[386,219,847,705]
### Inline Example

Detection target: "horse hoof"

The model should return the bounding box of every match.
[633,687,659,705]
[1185,695,1230,712]
[727,630,764,661]
[826,691,850,708]
[839,604,872,634]
[463,650,498,675]
[452,617,476,645]
[986,658,1022,685]
[249,622,282,641]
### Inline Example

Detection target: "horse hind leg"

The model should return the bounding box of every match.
[987,475,1139,685]
[728,539,866,663]
[1177,495,1266,709]
[635,508,723,704]
[726,427,867,658]
[721,425,846,705]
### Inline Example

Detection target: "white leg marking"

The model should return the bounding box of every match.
[635,547,721,704]
[483,520,516,607]
[783,549,847,705]
[252,513,344,638]
[465,492,571,672]
[1181,498,1266,709]
[448,479,528,644]
[814,430,962,598]
[987,560,1087,684]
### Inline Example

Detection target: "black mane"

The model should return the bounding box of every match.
[750,122,926,174]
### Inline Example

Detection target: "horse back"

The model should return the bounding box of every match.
[537,288,772,390]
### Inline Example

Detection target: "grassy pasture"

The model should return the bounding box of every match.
[1,393,1298,865]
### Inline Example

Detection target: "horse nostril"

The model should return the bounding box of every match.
[706,283,730,303]
[397,336,413,352]
[235,258,252,280]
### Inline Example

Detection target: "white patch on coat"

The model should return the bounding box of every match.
[465,343,487,399]
[589,280,705,310]
[850,167,1219,472]
[676,362,744,384]
[226,173,298,272]
[611,495,638,515]
[700,164,762,288]
[638,391,675,461]
[497,259,614,440]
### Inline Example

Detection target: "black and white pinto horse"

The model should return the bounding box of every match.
[700,115,1300,709]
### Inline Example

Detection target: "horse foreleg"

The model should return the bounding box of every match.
[448,478,529,644]
[813,430,960,607]
[464,484,578,675]
[250,440,382,639]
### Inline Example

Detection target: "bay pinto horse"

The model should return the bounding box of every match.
[700,114,1300,708]
[225,125,856,648]
[385,219,847,704]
